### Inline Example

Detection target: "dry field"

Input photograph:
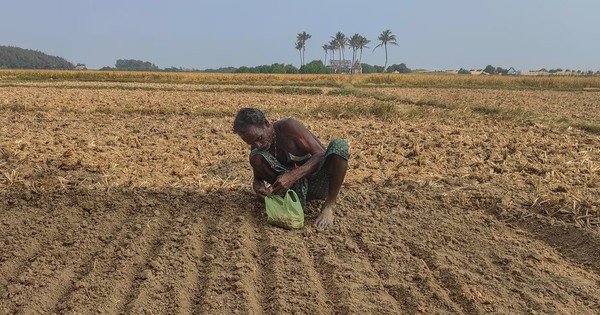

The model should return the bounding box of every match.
[1,73,599,314]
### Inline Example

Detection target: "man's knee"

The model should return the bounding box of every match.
[325,153,348,167]
[327,139,350,160]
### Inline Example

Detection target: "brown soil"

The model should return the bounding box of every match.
[1,82,599,314]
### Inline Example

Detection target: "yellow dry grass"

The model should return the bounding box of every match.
[3,69,600,90]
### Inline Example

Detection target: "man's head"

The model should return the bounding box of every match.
[233,108,275,150]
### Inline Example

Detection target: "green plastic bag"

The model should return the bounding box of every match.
[265,189,304,229]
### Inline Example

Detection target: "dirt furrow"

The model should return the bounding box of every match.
[264,228,332,314]
[51,221,132,314]
[120,212,176,314]
[342,235,410,311]
[168,210,209,314]
[404,241,487,315]
[225,201,266,314]
[190,209,219,312]
[356,235,463,314]
[192,204,240,314]
[59,194,171,315]
[398,194,600,314]
[0,192,130,314]
[335,189,463,314]
[305,226,405,314]
[515,215,600,275]
[0,237,49,300]
[193,194,268,314]
[112,206,173,315]
[124,196,208,314]
[0,201,40,250]
[0,203,71,294]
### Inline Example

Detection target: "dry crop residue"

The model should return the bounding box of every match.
[1,81,599,314]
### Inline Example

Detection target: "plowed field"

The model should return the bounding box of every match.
[1,80,599,314]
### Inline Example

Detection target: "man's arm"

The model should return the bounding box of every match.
[251,158,276,198]
[271,119,325,195]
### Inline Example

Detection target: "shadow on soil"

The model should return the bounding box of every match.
[2,184,599,277]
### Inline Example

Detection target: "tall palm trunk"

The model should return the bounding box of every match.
[374,29,398,73]
[330,47,335,65]
[383,44,388,73]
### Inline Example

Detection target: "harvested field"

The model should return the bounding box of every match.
[1,74,599,314]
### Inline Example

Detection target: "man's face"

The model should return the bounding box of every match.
[239,123,273,150]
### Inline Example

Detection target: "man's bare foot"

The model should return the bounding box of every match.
[314,205,334,228]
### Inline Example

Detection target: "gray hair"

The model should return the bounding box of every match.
[233,108,266,134]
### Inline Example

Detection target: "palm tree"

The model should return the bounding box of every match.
[373,29,398,72]
[332,32,347,62]
[322,44,329,66]
[329,39,337,63]
[349,34,362,69]
[295,40,303,67]
[357,35,370,64]
[296,32,311,67]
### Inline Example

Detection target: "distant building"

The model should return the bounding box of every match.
[327,59,362,73]
[521,70,549,76]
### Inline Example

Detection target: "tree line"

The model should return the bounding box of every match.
[5,45,595,75]
[0,46,74,69]
[99,59,160,71]
[96,59,411,74]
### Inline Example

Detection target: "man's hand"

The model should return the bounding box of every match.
[272,172,296,195]
[253,179,272,198]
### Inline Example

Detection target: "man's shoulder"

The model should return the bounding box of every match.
[277,118,313,142]
[276,117,302,129]
[275,117,295,125]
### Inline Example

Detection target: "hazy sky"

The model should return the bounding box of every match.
[2,0,599,71]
